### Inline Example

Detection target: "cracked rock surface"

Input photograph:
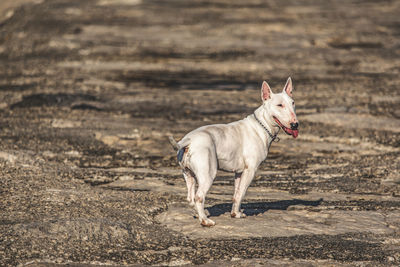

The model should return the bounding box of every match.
[0,0,399,266]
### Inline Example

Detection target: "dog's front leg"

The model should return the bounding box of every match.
[231,167,256,218]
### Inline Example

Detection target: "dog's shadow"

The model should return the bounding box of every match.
[206,198,323,217]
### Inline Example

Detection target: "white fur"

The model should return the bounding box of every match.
[174,78,299,227]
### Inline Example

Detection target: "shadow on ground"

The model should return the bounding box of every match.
[207,198,324,217]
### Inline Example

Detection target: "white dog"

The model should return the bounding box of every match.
[169,78,299,227]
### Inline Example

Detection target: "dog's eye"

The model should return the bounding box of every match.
[277,104,283,107]
[292,101,295,105]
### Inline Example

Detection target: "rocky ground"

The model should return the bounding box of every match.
[0,0,399,266]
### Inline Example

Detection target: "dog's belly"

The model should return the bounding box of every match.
[216,149,245,172]
[217,159,244,172]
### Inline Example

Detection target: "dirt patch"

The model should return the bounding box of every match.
[157,204,398,239]
[0,0,41,23]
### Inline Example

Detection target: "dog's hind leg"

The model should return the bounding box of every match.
[190,147,217,227]
[195,174,215,227]
[183,169,195,206]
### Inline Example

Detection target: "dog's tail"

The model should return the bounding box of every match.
[168,135,180,150]
[169,135,191,163]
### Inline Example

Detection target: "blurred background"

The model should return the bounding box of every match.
[0,0,399,266]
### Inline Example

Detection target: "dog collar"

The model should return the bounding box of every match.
[253,113,280,143]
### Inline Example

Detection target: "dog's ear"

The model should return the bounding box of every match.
[283,77,293,97]
[261,81,272,101]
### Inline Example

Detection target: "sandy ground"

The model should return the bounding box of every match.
[0,0,41,23]
[0,0,399,266]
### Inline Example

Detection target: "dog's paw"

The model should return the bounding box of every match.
[200,218,216,227]
[231,211,246,218]
[205,209,210,217]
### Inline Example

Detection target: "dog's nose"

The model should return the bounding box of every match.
[290,122,299,130]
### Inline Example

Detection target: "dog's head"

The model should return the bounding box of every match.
[261,77,299,138]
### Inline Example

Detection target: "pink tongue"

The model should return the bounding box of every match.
[292,130,299,138]
[286,128,299,138]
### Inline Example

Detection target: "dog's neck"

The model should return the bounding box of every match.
[252,105,280,140]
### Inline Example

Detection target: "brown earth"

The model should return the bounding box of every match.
[0,0,399,266]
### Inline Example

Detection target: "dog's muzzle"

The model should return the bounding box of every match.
[274,117,299,138]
